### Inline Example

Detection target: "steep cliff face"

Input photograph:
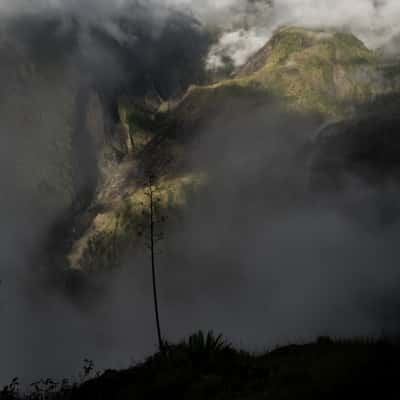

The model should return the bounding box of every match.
[0,8,211,229]
[0,38,76,221]
[0,33,122,277]
[65,27,400,272]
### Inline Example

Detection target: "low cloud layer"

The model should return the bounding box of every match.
[187,0,400,47]
[201,0,400,68]
[275,0,400,46]
[2,1,400,43]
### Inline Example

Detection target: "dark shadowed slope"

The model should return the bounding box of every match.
[6,334,400,400]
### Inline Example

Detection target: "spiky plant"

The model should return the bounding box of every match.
[187,331,231,354]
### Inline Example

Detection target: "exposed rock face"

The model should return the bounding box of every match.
[0,33,122,278]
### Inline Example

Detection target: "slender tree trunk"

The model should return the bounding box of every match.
[149,188,163,352]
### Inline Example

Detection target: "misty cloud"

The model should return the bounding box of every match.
[1,0,400,390]
[203,0,400,69]
[1,1,400,71]
[0,0,210,386]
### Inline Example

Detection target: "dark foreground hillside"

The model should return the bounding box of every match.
[4,333,400,400]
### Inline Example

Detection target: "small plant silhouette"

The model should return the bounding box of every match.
[187,331,231,354]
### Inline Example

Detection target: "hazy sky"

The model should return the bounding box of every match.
[1,1,397,67]
[0,1,398,39]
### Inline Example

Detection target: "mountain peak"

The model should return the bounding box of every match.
[227,26,400,116]
[236,26,373,78]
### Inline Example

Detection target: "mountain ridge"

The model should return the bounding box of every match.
[60,26,400,271]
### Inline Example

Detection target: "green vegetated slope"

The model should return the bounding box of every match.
[178,26,399,121]
[68,173,206,271]
[17,334,400,400]
[67,26,400,271]
[136,26,400,172]
[124,26,399,149]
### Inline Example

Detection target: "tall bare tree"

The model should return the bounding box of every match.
[139,174,165,352]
